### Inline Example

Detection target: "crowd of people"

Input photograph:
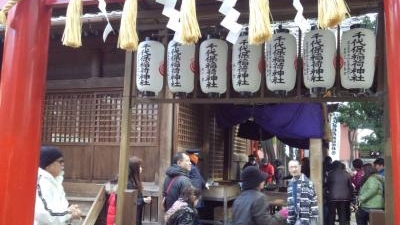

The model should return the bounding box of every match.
[323,156,385,225]
[34,146,385,225]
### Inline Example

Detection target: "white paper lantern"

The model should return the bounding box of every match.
[136,38,165,96]
[265,27,297,94]
[340,24,376,90]
[232,32,262,95]
[199,37,228,96]
[303,28,336,94]
[167,40,195,95]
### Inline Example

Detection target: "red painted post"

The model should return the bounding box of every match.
[384,0,400,223]
[0,0,52,224]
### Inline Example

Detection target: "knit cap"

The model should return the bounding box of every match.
[40,146,63,169]
[241,166,267,190]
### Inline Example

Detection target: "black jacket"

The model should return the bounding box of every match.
[326,168,354,201]
[189,164,206,190]
[163,165,193,211]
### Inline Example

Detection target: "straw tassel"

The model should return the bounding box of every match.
[248,0,273,45]
[180,0,201,45]
[318,0,350,29]
[0,0,22,26]
[117,0,138,51]
[62,0,83,48]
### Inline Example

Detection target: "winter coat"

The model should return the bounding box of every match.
[326,168,354,201]
[34,168,72,225]
[165,199,198,225]
[260,163,275,184]
[106,193,116,225]
[287,173,319,225]
[359,174,384,209]
[351,169,364,192]
[232,189,285,225]
[163,165,193,211]
[189,164,206,190]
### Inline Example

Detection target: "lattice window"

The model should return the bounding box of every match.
[94,93,123,143]
[233,125,249,155]
[208,112,224,181]
[130,103,159,145]
[43,93,96,143]
[177,104,203,148]
[42,91,159,144]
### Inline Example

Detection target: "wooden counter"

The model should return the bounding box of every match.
[263,190,288,207]
[201,183,240,225]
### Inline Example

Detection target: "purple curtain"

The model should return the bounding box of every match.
[216,103,324,148]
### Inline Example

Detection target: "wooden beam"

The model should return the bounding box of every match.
[130,95,383,105]
[309,138,324,224]
[115,50,134,225]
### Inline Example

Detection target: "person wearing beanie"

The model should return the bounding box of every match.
[34,146,81,225]
[286,160,319,225]
[232,166,288,225]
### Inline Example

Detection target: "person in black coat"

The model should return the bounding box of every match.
[326,161,354,225]
[242,154,258,169]
[162,152,193,212]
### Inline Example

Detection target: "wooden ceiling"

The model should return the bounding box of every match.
[50,0,383,32]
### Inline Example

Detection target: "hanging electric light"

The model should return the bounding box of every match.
[167,40,196,97]
[136,37,165,97]
[303,26,336,96]
[232,27,262,96]
[340,24,376,92]
[265,25,297,95]
[199,35,228,97]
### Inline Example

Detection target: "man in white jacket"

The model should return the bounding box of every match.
[34,146,81,225]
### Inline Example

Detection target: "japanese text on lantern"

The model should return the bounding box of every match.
[139,44,151,86]
[169,43,182,87]
[203,43,219,88]
[271,36,286,84]
[310,33,325,82]
[236,39,250,86]
[349,31,366,82]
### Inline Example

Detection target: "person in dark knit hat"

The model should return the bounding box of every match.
[232,166,288,225]
[34,146,81,225]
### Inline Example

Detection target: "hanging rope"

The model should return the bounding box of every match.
[318,0,350,29]
[0,0,22,25]
[248,0,272,45]
[117,0,138,51]
[62,0,83,48]
[180,0,201,45]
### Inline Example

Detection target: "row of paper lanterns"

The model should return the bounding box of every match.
[136,24,376,96]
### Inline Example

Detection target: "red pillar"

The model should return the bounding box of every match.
[384,0,400,223]
[0,0,52,224]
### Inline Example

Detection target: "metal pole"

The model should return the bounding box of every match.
[384,0,400,223]
[0,0,52,224]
